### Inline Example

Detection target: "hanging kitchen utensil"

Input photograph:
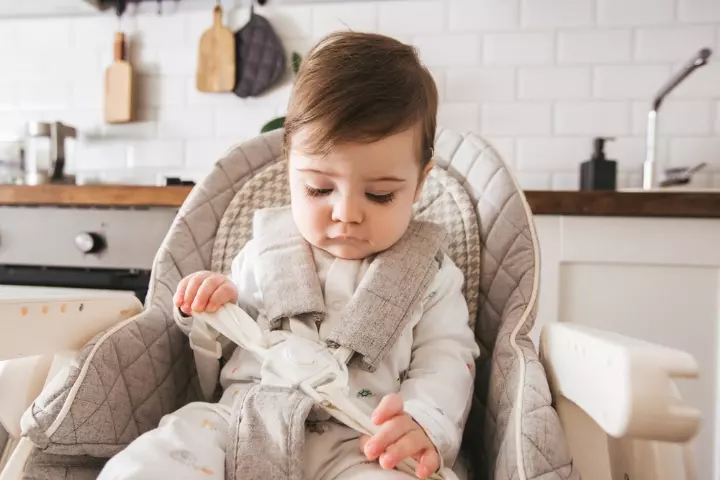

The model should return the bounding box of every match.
[104,0,133,124]
[196,0,235,93]
[233,2,286,98]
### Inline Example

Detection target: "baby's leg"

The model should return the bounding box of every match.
[97,402,231,480]
[335,462,415,479]
[304,420,414,480]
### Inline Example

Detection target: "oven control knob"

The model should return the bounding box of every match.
[75,232,105,254]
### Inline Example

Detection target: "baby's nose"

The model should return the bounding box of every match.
[332,197,363,224]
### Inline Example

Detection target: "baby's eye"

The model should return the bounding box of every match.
[366,192,395,204]
[305,186,332,197]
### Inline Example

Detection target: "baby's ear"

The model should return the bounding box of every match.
[414,161,435,202]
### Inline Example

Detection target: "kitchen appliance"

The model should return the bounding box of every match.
[0,205,177,303]
[24,121,77,185]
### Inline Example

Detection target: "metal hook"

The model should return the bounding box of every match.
[115,0,127,31]
[115,0,127,17]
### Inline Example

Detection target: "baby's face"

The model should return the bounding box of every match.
[288,127,430,260]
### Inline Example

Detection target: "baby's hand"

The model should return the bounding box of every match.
[360,393,440,479]
[174,271,238,314]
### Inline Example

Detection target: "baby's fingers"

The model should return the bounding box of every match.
[358,434,371,453]
[192,275,226,312]
[365,414,416,461]
[372,393,404,426]
[416,450,440,479]
[181,273,209,313]
[205,283,238,312]
[378,429,428,470]
[174,276,190,307]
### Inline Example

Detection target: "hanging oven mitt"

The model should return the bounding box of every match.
[233,6,286,98]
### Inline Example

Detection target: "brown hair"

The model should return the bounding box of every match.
[283,31,438,167]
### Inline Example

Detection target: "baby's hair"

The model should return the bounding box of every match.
[283,31,438,168]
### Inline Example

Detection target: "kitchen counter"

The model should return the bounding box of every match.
[0,184,191,208]
[0,184,718,218]
[525,189,720,218]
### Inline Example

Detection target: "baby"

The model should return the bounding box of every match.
[99,31,479,480]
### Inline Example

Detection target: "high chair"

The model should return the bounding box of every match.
[0,128,700,480]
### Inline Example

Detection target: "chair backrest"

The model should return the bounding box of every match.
[194,127,546,478]
[22,127,559,480]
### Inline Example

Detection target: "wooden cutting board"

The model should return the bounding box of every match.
[104,31,133,124]
[196,5,235,93]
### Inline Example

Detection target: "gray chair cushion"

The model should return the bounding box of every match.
[21,449,105,480]
[433,128,577,479]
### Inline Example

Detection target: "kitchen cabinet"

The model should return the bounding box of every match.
[532,214,720,480]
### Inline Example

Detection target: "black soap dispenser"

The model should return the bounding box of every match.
[580,137,617,191]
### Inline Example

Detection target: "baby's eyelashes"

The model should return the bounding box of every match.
[304,185,396,205]
[366,192,394,204]
[304,186,332,197]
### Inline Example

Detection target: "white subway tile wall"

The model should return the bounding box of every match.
[0,0,717,189]
[557,30,633,64]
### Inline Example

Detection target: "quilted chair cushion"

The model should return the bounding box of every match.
[20,450,106,480]
[211,160,481,329]
[433,128,578,479]
[20,131,287,461]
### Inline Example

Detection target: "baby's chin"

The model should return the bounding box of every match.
[314,239,379,261]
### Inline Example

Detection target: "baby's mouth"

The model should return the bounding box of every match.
[329,236,364,243]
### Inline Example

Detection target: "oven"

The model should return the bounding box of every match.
[0,205,178,303]
[0,204,179,456]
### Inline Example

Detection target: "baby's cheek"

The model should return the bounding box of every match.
[292,197,327,238]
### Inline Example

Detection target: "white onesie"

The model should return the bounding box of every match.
[98,239,479,480]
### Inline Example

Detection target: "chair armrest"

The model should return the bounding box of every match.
[539,323,700,443]
[0,293,142,361]
[0,293,142,442]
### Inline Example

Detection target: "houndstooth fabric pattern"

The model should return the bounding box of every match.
[211,159,287,275]
[413,166,481,330]
[210,160,481,331]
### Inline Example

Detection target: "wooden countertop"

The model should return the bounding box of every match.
[0,184,718,218]
[0,184,193,208]
[525,190,720,218]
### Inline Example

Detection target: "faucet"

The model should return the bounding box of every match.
[643,47,713,190]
